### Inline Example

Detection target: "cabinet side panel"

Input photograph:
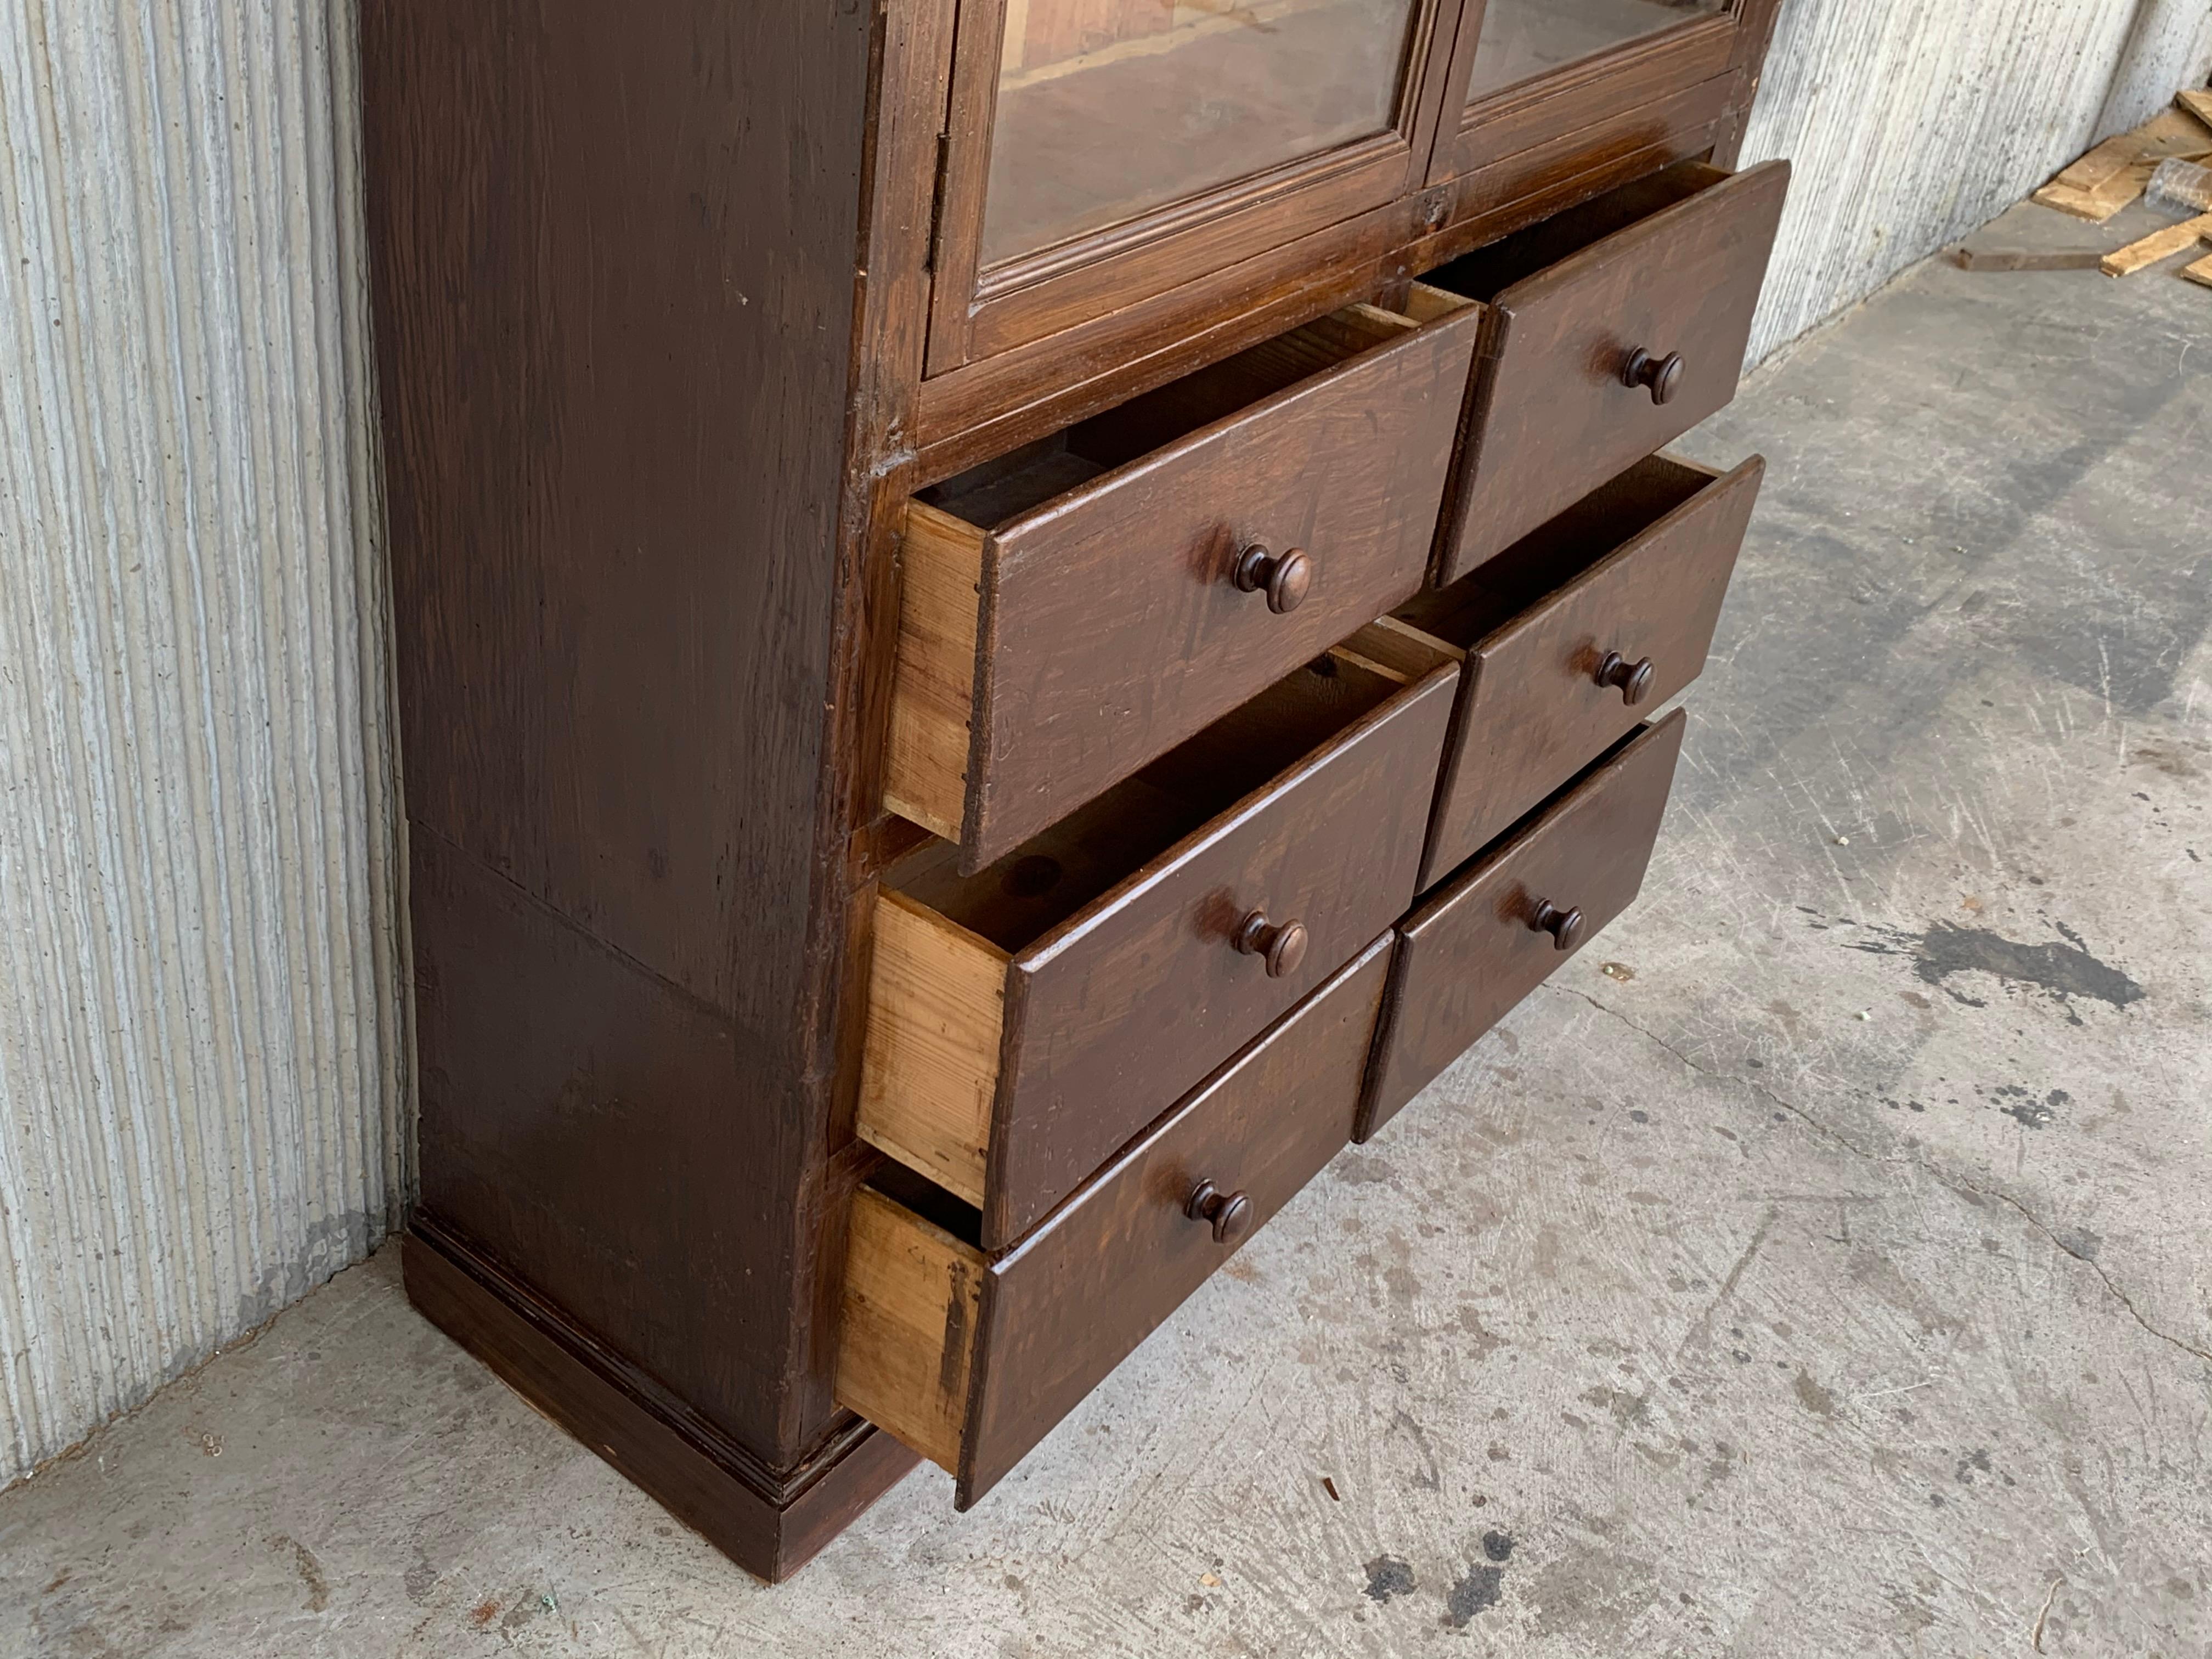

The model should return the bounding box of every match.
[363,0,867,1025]
[363,0,874,1463]
[408,831,786,1425]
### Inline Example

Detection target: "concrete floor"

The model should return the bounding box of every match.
[4,200,2210,1657]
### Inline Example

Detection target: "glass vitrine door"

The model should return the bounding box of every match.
[1463,0,1728,102]
[929,0,1460,374]
[1425,0,1751,194]
[981,0,1427,269]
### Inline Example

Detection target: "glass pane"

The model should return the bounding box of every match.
[1465,0,1726,102]
[980,0,1423,270]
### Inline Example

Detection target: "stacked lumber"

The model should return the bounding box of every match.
[2033,101,2212,222]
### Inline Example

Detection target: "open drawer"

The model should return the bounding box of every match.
[1395,450,1761,887]
[1422,159,1787,582]
[1358,710,1686,1142]
[863,629,1456,1250]
[886,286,1480,871]
[840,933,1393,1510]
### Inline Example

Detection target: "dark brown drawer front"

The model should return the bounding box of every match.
[887,295,1482,871]
[838,938,1389,1509]
[960,934,1391,1504]
[1414,453,1760,885]
[1431,160,1787,582]
[861,642,1458,1251]
[1358,710,1686,1141]
[990,659,1452,1246]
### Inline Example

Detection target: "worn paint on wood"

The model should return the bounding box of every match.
[0,1,408,1482]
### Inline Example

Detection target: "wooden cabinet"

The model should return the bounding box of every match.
[364,0,1786,1585]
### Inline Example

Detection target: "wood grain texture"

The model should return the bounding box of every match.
[1406,452,1760,883]
[870,652,1456,1249]
[1953,247,2107,272]
[408,828,795,1434]
[1358,709,1686,1141]
[909,48,1759,479]
[985,656,1457,1246]
[1430,7,1739,182]
[884,504,988,842]
[1429,159,1788,579]
[956,300,1480,866]
[1336,614,1468,684]
[2100,212,2212,276]
[801,0,964,1454]
[959,934,1395,1505]
[2034,110,2212,223]
[364,0,875,1471]
[834,1189,986,1474]
[405,1226,918,1584]
[857,892,1010,1210]
[367,0,865,1021]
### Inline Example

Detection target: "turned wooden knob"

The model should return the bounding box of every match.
[1231,544,1314,614]
[1596,650,1655,706]
[1233,911,1309,978]
[1621,347,1684,405]
[1531,898,1584,952]
[1185,1179,1254,1245]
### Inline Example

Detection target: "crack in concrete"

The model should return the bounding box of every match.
[1548,983,2212,1369]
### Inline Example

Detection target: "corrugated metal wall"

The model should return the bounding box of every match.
[0,0,405,1483]
[1740,0,2212,361]
[0,0,2204,1489]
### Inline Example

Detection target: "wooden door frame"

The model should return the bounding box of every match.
[923,0,1469,375]
[1427,0,1783,185]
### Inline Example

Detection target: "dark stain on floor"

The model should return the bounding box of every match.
[1816,911,2145,1024]
[1363,1555,1416,1604]
[1442,1564,1505,1628]
[1441,1533,1515,1628]
[1988,1084,2068,1128]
